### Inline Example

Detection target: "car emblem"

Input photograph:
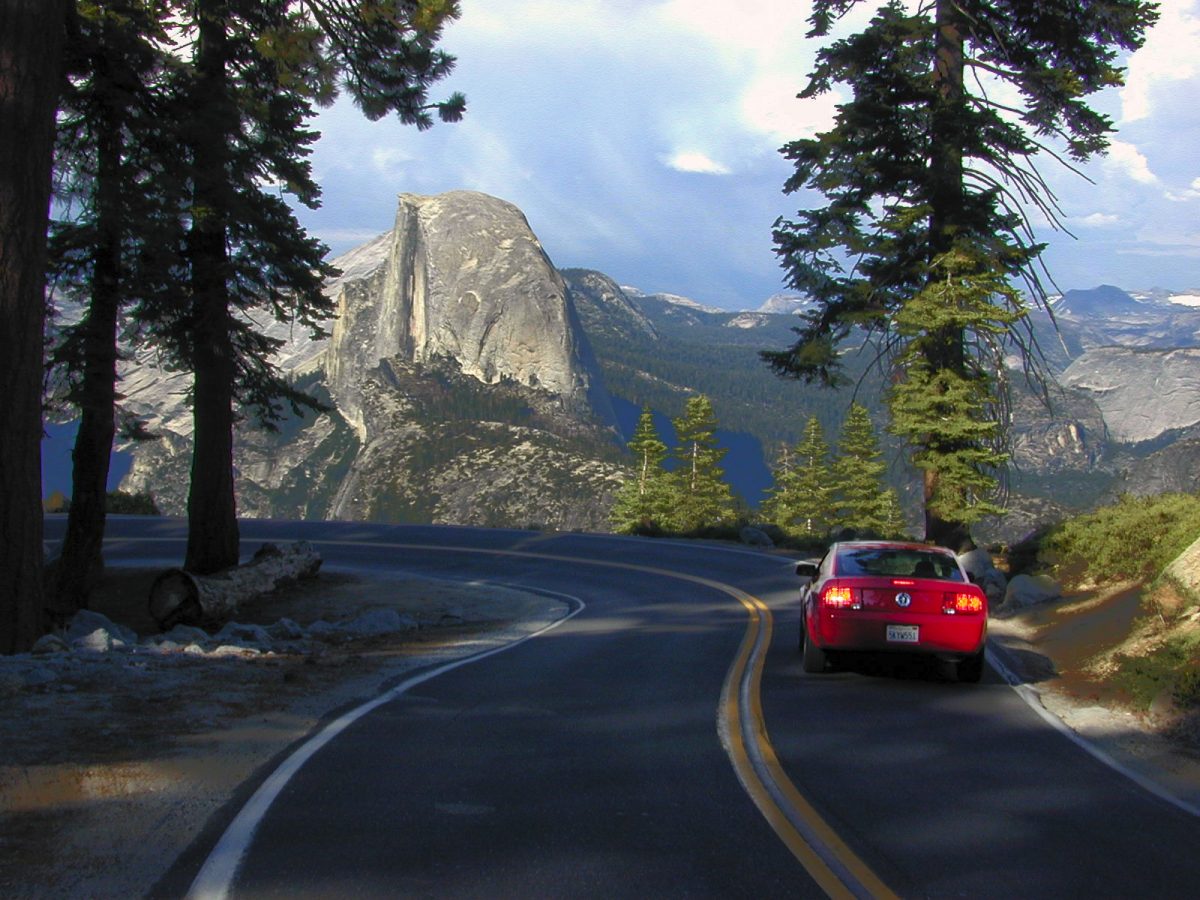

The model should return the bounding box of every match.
[895,592,912,608]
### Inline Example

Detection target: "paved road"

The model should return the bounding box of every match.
[51,518,1200,898]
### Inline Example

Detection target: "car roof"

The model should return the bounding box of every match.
[832,541,957,556]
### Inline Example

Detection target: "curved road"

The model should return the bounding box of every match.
[49,518,1200,898]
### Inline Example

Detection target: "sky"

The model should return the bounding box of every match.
[293,0,1200,312]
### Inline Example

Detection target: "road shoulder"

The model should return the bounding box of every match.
[0,568,566,899]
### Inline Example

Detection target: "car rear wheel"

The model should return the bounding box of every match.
[956,648,985,683]
[801,624,828,674]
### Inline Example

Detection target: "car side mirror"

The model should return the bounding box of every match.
[795,562,819,579]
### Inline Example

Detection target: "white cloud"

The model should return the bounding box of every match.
[1167,177,1200,202]
[370,147,413,176]
[1120,0,1200,122]
[1106,140,1159,185]
[664,151,732,174]
[1081,213,1121,228]
[740,73,841,143]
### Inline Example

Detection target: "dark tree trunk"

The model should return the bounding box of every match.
[184,0,240,575]
[0,0,71,653]
[923,0,970,549]
[54,34,125,615]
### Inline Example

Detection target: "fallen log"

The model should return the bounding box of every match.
[148,541,322,630]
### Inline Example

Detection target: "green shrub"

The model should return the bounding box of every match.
[1175,663,1200,708]
[1112,636,1200,712]
[106,491,160,515]
[1041,493,1200,586]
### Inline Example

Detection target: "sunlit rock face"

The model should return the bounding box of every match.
[1061,347,1200,444]
[327,191,611,439]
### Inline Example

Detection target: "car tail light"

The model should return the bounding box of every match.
[943,591,984,615]
[822,585,861,610]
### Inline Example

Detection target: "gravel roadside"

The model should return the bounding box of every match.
[0,569,567,899]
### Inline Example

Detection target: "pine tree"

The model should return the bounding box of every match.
[668,395,734,533]
[763,0,1157,547]
[141,1,466,574]
[610,406,671,533]
[48,0,182,614]
[888,250,1014,528]
[765,415,834,538]
[830,403,891,536]
[0,0,73,653]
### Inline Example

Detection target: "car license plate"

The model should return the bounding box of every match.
[887,624,919,643]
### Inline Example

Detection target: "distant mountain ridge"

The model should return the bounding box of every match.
[71,189,1200,542]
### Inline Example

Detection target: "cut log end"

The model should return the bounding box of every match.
[148,569,202,630]
[147,541,322,630]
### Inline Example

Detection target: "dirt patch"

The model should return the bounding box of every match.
[0,567,565,899]
[988,584,1200,813]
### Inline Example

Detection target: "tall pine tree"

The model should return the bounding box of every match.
[610,406,671,533]
[145,0,466,574]
[668,395,734,533]
[48,0,182,614]
[763,0,1157,547]
[0,0,73,653]
[830,403,892,536]
[765,415,834,537]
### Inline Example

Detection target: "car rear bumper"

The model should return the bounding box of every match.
[814,610,986,657]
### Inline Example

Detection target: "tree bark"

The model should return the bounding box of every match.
[0,0,71,653]
[184,0,240,574]
[149,541,322,629]
[923,0,971,549]
[55,25,126,615]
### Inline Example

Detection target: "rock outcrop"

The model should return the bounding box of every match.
[1061,348,1200,444]
[327,191,613,439]
[119,190,625,532]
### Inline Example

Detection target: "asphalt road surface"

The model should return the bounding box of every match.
[50,518,1200,898]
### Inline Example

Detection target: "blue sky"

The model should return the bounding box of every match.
[293,0,1200,311]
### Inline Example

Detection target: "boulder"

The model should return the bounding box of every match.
[740,526,774,548]
[1163,533,1200,605]
[66,610,137,652]
[957,549,1008,606]
[1003,573,1062,610]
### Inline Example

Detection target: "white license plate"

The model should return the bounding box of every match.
[886,624,919,643]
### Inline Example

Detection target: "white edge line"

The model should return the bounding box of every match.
[186,584,585,900]
[988,640,1200,820]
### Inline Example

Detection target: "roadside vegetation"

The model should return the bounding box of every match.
[610,396,906,546]
[1027,493,1200,728]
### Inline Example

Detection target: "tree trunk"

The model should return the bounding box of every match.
[55,35,126,616]
[149,541,322,629]
[0,0,71,653]
[184,0,240,575]
[923,0,971,548]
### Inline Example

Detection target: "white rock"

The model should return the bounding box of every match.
[209,645,261,658]
[339,608,417,636]
[67,610,138,646]
[214,622,272,645]
[1003,573,1061,609]
[31,633,70,655]
[159,624,211,645]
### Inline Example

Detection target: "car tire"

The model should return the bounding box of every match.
[801,624,828,674]
[956,648,985,683]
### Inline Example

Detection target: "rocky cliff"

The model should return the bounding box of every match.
[120,191,625,531]
[1061,348,1200,444]
[327,191,612,438]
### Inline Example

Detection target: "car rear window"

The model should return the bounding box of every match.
[834,546,965,582]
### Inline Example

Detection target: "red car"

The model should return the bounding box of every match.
[795,541,988,683]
